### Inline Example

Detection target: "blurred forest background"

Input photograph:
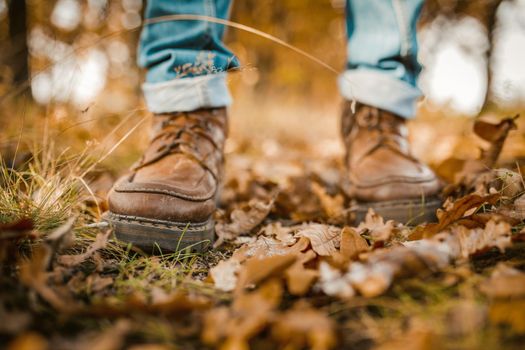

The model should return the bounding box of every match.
[1,0,525,172]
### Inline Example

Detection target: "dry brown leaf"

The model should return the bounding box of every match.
[375,329,439,350]
[480,263,525,299]
[311,181,345,220]
[0,218,36,263]
[210,259,241,292]
[19,245,77,313]
[473,116,518,168]
[0,308,31,335]
[7,332,48,350]
[235,235,309,262]
[260,222,296,245]
[58,229,111,267]
[148,291,211,314]
[87,291,211,317]
[356,209,395,242]
[340,219,511,298]
[296,224,341,256]
[511,193,525,220]
[340,226,369,259]
[202,279,282,349]
[215,197,274,246]
[271,302,337,350]
[0,218,34,240]
[284,251,319,296]
[445,300,487,337]
[318,261,355,299]
[489,299,525,333]
[416,193,500,239]
[236,254,296,291]
[453,219,512,258]
[86,274,114,293]
[346,261,394,298]
[494,168,524,197]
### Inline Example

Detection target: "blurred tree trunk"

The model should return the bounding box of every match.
[7,0,30,89]
[480,1,502,112]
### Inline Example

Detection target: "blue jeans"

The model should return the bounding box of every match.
[139,0,424,118]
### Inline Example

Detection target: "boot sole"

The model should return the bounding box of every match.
[353,197,442,225]
[103,212,214,253]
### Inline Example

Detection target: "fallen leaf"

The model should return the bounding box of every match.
[473,116,518,168]
[417,193,499,238]
[356,209,395,242]
[260,222,296,245]
[58,229,111,267]
[0,218,34,240]
[296,223,341,256]
[215,197,274,246]
[489,299,525,333]
[480,263,525,299]
[284,250,319,296]
[7,332,48,350]
[494,168,524,197]
[375,329,439,350]
[311,181,345,221]
[340,226,369,259]
[202,279,282,349]
[318,261,355,299]
[511,193,525,220]
[86,274,114,293]
[445,300,487,337]
[271,302,337,350]
[0,308,31,334]
[210,259,241,292]
[19,245,77,312]
[346,261,394,297]
[454,219,512,258]
[236,254,296,291]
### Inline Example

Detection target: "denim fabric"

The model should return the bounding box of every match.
[138,0,238,112]
[139,0,423,117]
[338,0,424,118]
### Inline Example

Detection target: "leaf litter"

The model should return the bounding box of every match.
[2,116,525,349]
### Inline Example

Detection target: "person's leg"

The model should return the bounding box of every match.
[138,0,239,113]
[339,0,424,119]
[107,0,236,252]
[339,0,441,224]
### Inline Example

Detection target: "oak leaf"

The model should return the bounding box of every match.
[296,224,341,256]
[340,226,369,259]
[356,209,395,242]
[236,254,296,291]
[210,259,241,292]
[215,198,274,246]
[284,250,318,296]
[417,193,499,238]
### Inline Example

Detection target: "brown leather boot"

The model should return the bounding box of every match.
[106,108,227,252]
[341,102,442,224]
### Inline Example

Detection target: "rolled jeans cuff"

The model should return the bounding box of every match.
[338,69,422,119]
[142,73,231,113]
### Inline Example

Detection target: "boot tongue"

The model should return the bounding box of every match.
[346,105,412,167]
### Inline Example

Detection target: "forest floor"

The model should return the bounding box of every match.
[2,98,525,350]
